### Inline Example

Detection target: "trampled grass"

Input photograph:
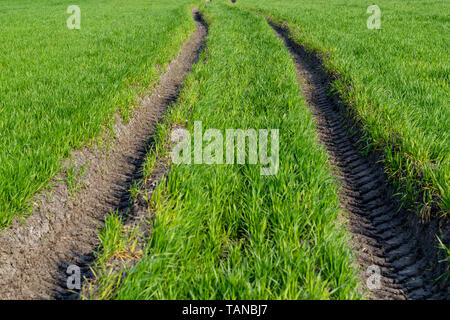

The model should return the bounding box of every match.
[239,0,449,216]
[0,0,195,226]
[100,3,362,299]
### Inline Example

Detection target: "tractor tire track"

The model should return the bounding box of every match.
[0,9,207,300]
[269,21,449,300]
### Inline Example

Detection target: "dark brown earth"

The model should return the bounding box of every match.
[269,21,449,300]
[0,9,207,300]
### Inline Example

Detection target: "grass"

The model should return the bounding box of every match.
[82,120,171,300]
[83,213,144,300]
[239,0,449,217]
[93,2,362,299]
[5,0,445,300]
[0,0,195,226]
[64,162,87,197]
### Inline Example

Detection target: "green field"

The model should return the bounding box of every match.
[0,0,194,226]
[90,2,361,300]
[0,0,448,301]
[240,0,449,216]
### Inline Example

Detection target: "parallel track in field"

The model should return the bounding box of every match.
[0,9,207,300]
[269,20,449,300]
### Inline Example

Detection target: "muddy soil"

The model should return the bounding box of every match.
[80,134,176,299]
[269,21,449,300]
[0,10,207,300]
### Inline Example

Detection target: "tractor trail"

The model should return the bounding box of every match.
[0,9,207,300]
[269,21,449,300]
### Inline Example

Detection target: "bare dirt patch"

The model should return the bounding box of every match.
[0,9,207,300]
[269,20,449,300]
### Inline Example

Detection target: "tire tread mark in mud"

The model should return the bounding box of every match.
[268,21,449,300]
